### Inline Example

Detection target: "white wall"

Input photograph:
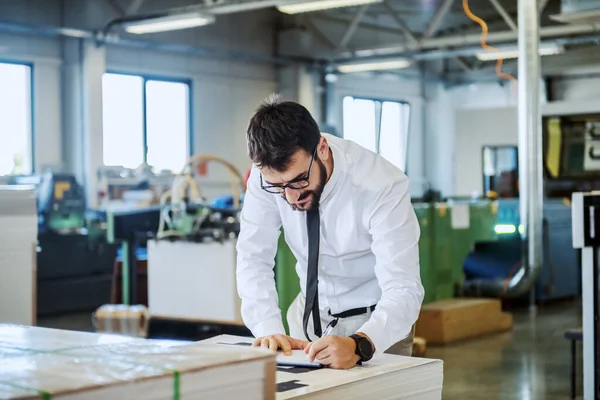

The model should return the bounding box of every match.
[454,107,518,196]
[328,71,427,197]
[553,74,600,102]
[441,74,600,197]
[425,81,517,197]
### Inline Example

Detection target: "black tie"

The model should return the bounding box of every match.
[303,207,322,341]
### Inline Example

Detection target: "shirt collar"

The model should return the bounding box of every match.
[320,134,343,203]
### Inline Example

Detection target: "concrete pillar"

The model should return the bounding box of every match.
[277,65,323,123]
[61,38,106,208]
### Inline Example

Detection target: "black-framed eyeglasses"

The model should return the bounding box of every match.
[260,146,317,194]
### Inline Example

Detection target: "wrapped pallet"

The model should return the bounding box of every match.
[0,325,276,399]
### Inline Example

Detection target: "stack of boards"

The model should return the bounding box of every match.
[0,186,37,326]
[0,325,275,399]
[203,335,444,400]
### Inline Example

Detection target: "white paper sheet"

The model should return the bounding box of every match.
[451,203,470,229]
[211,336,322,368]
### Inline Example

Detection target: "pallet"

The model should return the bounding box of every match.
[415,298,513,345]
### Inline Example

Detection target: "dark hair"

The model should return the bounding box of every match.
[246,94,321,171]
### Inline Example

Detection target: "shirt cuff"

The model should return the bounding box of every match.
[251,318,287,339]
[356,315,406,355]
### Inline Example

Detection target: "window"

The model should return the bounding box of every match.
[342,96,410,171]
[102,73,191,172]
[0,63,32,176]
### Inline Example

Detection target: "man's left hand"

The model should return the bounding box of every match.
[304,336,360,369]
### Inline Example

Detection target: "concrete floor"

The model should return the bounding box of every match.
[37,300,583,399]
[427,300,583,400]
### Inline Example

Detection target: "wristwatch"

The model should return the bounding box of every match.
[350,334,374,362]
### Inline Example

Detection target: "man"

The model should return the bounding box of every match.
[236,96,423,370]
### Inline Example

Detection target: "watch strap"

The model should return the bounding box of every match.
[350,334,373,362]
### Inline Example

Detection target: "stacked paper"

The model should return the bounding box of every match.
[0,186,38,325]
[0,325,276,399]
[204,335,444,400]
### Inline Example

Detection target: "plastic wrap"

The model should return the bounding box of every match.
[0,325,274,400]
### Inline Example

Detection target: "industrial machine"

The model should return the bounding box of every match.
[464,106,600,302]
[35,171,118,315]
[97,165,174,210]
[156,154,244,242]
[571,191,599,400]
[146,154,246,327]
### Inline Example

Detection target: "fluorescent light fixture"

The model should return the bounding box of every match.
[277,0,382,14]
[476,44,564,61]
[123,12,215,34]
[337,59,411,73]
[495,224,517,235]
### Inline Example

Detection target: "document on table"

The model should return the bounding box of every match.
[212,336,323,368]
[276,350,323,368]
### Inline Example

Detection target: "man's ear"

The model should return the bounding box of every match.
[317,137,330,161]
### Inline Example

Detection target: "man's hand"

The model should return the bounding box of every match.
[304,336,360,369]
[252,334,309,356]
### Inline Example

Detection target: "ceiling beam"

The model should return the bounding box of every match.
[335,23,600,58]
[455,56,474,72]
[419,0,454,46]
[338,4,370,49]
[126,0,146,14]
[489,0,518,32]
[109,0,126,16]
[314,15,409,36]
[304,17,337,50]
[382,0,418,47]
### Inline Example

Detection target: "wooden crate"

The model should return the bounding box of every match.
[415,298,513,344]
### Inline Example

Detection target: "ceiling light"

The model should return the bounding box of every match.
[277,0,382,14]
[337,59,411,73]
[123,12,215,34]
[476,44,564,61]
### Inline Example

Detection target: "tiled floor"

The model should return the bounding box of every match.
[38,299,584,399]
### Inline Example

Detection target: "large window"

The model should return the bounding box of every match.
[342,96,410,171]
[102,73,191,172]
[0,62,32,176]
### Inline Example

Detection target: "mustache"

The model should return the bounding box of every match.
[297,191,313,202]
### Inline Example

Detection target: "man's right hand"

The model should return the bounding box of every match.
[252,334,309,356]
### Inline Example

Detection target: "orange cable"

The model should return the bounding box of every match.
[461,0,519,295]
[462,0,517,84]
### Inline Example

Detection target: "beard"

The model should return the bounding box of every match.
[283,158,327,212]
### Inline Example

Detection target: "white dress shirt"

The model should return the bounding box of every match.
[236,133,424,354]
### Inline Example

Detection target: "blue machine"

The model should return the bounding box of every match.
[464,198,581,302]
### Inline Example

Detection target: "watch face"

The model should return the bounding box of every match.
[359,338,373,358]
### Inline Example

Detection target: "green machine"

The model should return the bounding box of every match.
[37,172,86,233]
[275,231,300,334]
[414,199,498,303]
